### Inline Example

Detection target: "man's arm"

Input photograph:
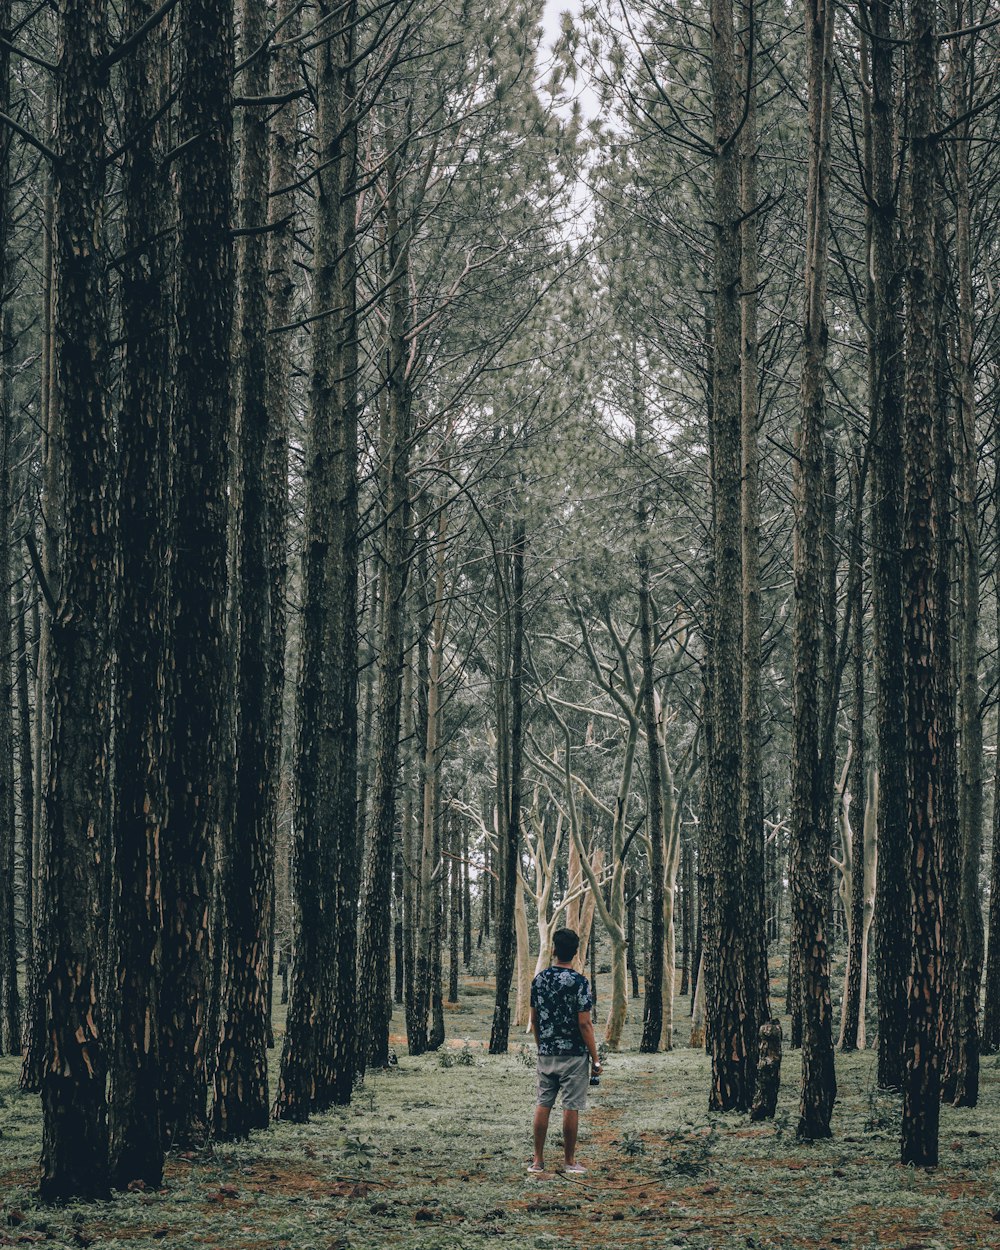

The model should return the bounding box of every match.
[577,1011,602,1071]
[530,1006,540,1048]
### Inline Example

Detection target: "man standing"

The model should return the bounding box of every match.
[528,928,602,1174]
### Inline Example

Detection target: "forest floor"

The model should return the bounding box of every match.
[1,978,999,1250]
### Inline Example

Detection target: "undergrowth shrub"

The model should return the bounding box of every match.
[659,1124,716,1178]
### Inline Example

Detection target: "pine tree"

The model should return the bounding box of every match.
[160,0,235,1148]
[39,0,114,1199]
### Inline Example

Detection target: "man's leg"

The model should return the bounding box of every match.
[533,1105,551,1167]
[562,1109,579,1165]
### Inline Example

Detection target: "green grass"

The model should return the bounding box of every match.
[1,980,998,1249]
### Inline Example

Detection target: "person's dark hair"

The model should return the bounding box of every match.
[552,928,580,962]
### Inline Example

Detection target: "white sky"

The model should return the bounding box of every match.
[541,0,581,45]
[539,0,602,125]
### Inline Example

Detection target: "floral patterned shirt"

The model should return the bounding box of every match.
[530,965,593,1056]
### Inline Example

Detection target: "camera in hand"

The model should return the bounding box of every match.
[589,1067,601,1087]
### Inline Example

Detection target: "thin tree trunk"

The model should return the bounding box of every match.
[262,0,298,1058]
[489,517,525,1054]
[899,0,944,1166]
[20,85,55,1090]
[429,795,446,1050]
[636,363,664,1055]
[413,502,447,1053]
[820,443,839,940]
[628,869,640,998]
[275,0,360,1119]
[948,0,982,1106]
[932,210,961,1109]
[462,820,472,969]
[738,0,770,1041]
[706,0,754,1111]
[984,591,1000,1051]
[449,807,460,1004]
[862,0,909,1094]
[14,565,33,1031]
[357,143,414,1069]
[792,0,837,1140]
[0,303,18,1056]
[840,456,866,1052]
[213,0,276,1141]
[394,829,405,1006]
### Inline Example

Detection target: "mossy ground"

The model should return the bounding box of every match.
[1,977,998,1249]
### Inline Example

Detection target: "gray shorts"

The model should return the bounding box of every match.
[536,1054,590,1111]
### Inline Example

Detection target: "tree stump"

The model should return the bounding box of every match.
[750,1018,783,1121]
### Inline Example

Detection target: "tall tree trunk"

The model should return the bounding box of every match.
[738,0,770,1039]
[706,0,753,1111]
[899,0,944,1166]
[14,564,33,1034]
[863,0,909,1094]
[489,517,525,1054]
[275,0,360,1119]
[628,868,641,998]
[20,81,56,1091]
[0,226,17,1056]
[394,828,405,1005]
[429,797,446,1050]
[39,0,114,1198]
[840,456,866,1052]
[262,0,298,1056]
[159,0,235,1149]
[406,559,430,1054]
[357,144,414,1069]
[462,820,472,969]
[948,1,982,1107]
[212,0,276,1141]
[108,0,171,1187]
[400,655,416,1016]
[820,444,839,940]
[636,363,664,1055]
[449,807,460,1004]
[638,562,664,1053]
[931,205,961,1108]
[413,502,447,1053]
[984,571,1000,1052]
[792,0,837,1140]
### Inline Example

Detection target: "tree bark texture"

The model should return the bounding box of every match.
[107,0,172,1187]
[20,92,56,1092]
[791,0,837,1140]
[262,0,298,1057]
[212,0,278,1141]
[159,0,235,1149]
[899,0,944,1167]
[490,518,525,1054]
[40,0,114,1199]
[0,3,19,1058]
[357,144,414,1069]
[862,0,909,1094]
[947,3,982,1106]
[738,0,770,1041]
[276,0,360,1118]
[750,1019,782,1122]
[840,458,866,1053]
[705,0,757,1112]
[636,368,664,1054]
[449,808,460,1004]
